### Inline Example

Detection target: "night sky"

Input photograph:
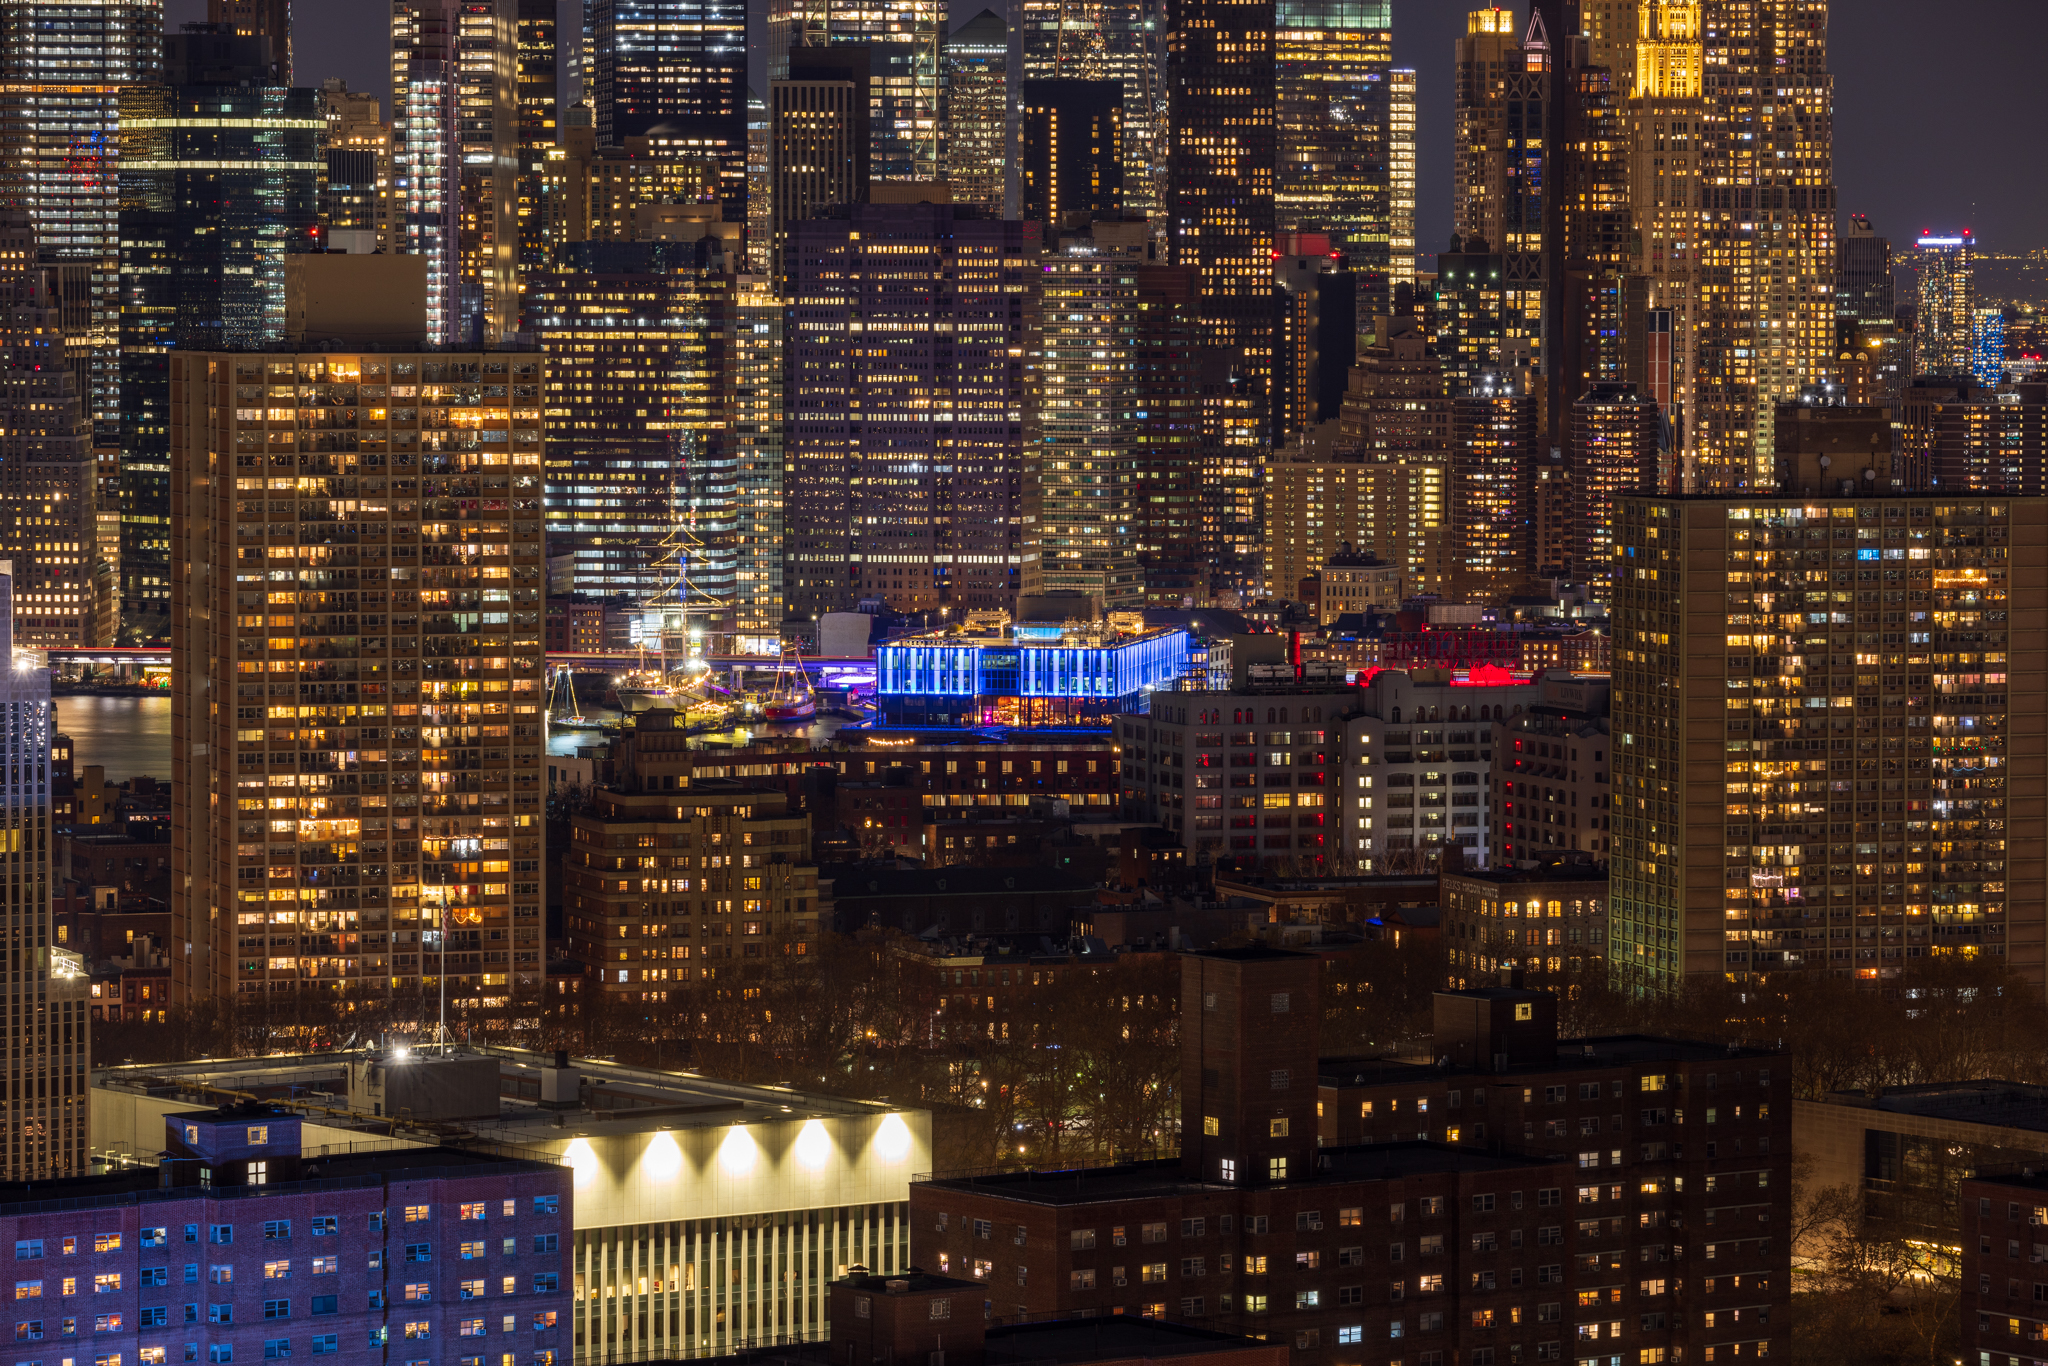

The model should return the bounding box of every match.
[168,0,2048,261]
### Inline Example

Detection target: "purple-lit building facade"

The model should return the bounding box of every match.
[0,1105,570,1366]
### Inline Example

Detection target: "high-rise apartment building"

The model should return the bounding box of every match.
[768,0,943,182]
[1332,320,1451,593]
[1898,378,2048,495]
[785,202,1037,618]
[1569,380,1659,588]
[0,563,90,1177]
[1690,0,1836,488]
[1275,0,1390,314]
[588,0,748,225]
[320,80,394,248]
[768,50,870,284]
[1610,471,2048,994]
[169,348,547,1028]
[0,0,161,457]
[1387,67,1417,299]
[1019,79,1123,227]
[1432,238,1528,397]
[1971,306,2006,388]
[942,10,1008,217]
[207,0,290,81]
[392,0,519,344]
[1452,369,1538,597]
[563,780,819,1009]
[1167,0,1276,445]
[515,0,558,276]
[1023,221,1197,611]
[1015,0,1167,217]
[118,27,321,636]
[1913,231,1975,379]
[0,217,106,647]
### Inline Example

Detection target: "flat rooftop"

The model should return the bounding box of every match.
[1441,863,1608,887]
[94,1045,900,1148]
[986,1316,1282,1362]
[1319,1035,1776,1088]
[918,1142,1560,1206]
[0,1143,550,1219]
[883,627,1186,650]
[1822,1081,2048,1133]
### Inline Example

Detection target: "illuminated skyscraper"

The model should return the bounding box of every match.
[515,0,558,275]
[942,10,1007,217]
[768,0,943,182]
[1452,7,1550,391]
[784,202,1037,618]
[747,88,770,269]
[1690,0,1835,488]
[1019,79,1122,226]
[118,26,321,635]
[588,0,748,224]
[392,0,519,345]
[1016,0,1166,216]
[1275,0,1391,312]
[0,0,162,453]
[1168,0,1276,456]
[768,51,870,285]
[1024,221,1197,611]
[1915,231,1976,378]
[530,249,784,644]
[1273,235,1356,446]
[1836,213,1893,328]
[0,561,91,1176]
[170,348,547,1027]
[1553,62,1632,445]
[1623,1,1702,484]
[1387,67,1416,299]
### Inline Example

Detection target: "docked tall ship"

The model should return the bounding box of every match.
[604,511,735,723]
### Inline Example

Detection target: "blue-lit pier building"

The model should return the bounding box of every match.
[876,624,1194,728]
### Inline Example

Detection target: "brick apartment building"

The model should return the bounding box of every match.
[913,947,1790,1366]
[1960,1169,2048,1364]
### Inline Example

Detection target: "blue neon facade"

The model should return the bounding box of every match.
[876,630,1192,726]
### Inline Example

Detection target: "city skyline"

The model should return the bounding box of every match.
[169,0,2048,263]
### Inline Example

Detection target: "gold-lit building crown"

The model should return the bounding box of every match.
[1469,6,1515,35]
[1634,3,1702,99]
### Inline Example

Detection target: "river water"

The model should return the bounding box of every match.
[47,693,847,783]
[54,694,173,782]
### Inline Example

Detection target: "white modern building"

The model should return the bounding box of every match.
[93,1046,931,1363]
